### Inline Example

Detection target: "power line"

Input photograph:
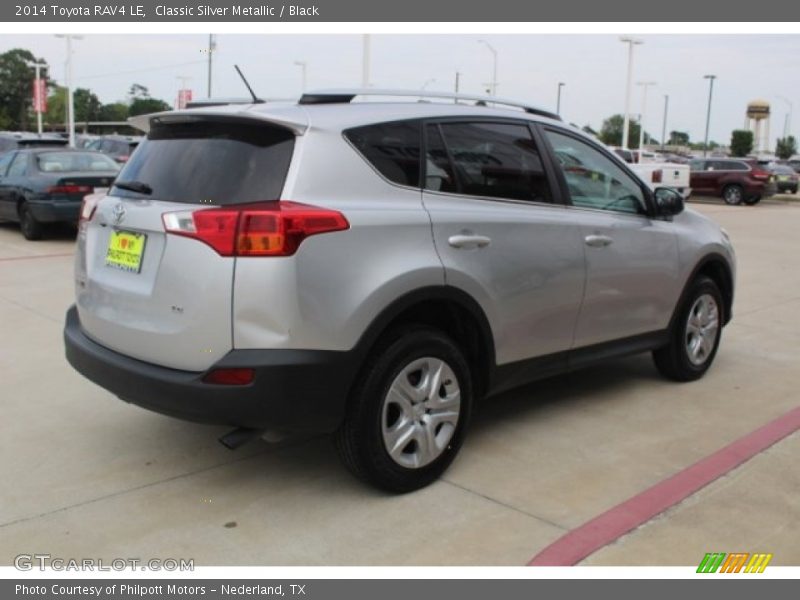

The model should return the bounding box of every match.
[75,59,206,82]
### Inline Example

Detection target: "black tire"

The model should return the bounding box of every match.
[722,185,743,205]
[19,202,44,241]
[791,187,798,195]
[743,195,761,206]
[653,276,724,382]
[335,326,473,493]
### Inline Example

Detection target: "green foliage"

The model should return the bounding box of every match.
[129,97,171,117]
[0,48,49,130]
[775,136,797,160]
[669,131,690,145]
[98,102,129,121]
[599,114,642,149]
[730,130,754,157]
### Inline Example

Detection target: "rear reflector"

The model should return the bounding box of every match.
[202,368,255,385]
[162,201,349,257]
[652,169,663,184]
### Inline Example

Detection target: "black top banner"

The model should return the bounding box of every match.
[3,0,800,22]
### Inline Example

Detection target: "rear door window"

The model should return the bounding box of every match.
[344,120,421,187]
[112,118,295,205]
[438,121,553,203]
[7,153,28,177]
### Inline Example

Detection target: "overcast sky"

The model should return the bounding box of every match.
[2,34,798,146]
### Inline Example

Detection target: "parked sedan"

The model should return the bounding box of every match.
[87,135,142,164]
[0,149,119,240]
[768,164,799,193]
[689,158,776,205]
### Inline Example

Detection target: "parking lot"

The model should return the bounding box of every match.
[0,197,798,567]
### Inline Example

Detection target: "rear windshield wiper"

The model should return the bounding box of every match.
[113,180,153,195]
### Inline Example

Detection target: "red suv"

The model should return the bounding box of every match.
[689,158,776,205]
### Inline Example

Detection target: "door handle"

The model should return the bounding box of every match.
[448,234,492,249]
[584,234,613,248]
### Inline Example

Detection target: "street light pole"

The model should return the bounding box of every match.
[637,81,656,155]
[478,40,497,95]
[661,94,669,151]
[557,82,565,115]
[294,61,307,93]
[28,60,48,135]
[207,34,216,97]
[777,95,793,139]
[55,34,82,148]
[620,37,643,150]
[703,74,717,157]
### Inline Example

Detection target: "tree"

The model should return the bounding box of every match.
[775,136,797,160]
[127,83,150,101]
[0,48,50,130]
[669,131,690,145]
[45,86,101,125]
[599,114,642,148]
[129,97,171,117]
[98,102,129,121]
[730,130,754,157]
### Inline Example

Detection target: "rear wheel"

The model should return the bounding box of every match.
[743,195,761,206]
[19,202,44,241]
[722,185,743,205]
[653,276,723,382]
[335,326,472,493]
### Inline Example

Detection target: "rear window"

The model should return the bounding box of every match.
[344,120,421,187]
[112,119,295,205]
[36,152,120,173]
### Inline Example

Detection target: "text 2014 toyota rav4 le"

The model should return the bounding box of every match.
[64,90,736,492]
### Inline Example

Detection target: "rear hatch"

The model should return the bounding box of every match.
[75,115,296,371]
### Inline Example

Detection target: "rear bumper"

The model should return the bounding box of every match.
[63,306,355,433]
[28,199,80,223]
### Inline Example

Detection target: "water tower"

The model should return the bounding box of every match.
[745,100,771,154]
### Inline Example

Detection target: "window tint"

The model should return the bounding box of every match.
[0,152,14,176]
[545,129,646,215]
[424,124,457,193]
[112,119,295,205]
[7,153,28,177]
[439,122,551,202]
[344,120,421,187]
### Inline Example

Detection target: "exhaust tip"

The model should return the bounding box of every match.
[218,427,264,450]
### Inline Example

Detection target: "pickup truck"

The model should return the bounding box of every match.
[609,147,692,199]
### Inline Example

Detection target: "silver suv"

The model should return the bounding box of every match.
[64,90,736,492]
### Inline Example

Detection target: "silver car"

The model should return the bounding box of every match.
[64,90,736,492]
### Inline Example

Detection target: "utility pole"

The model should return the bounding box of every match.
[637,81,656,155]
[362,34,371,88]
[661,94,669,151]
[55,34,82,148]
[777,95,793,139]
[620,37,643,150]
[207,34,216,97]
[703,75,717,157]
[556,82,565,116]
[455,71,460,94]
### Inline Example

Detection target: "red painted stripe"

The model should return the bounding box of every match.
[0,252,74,262]
[528,405,800,566]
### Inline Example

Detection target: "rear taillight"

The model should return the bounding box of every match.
[79,194,101,222]
[652,169,663,184]
[751,169,770,181]
[162,201,349,257]
[46,185,93,194]
[202,368,255,385]
[115,155,130,164]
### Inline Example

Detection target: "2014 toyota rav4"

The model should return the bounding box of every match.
[64,90,736,492]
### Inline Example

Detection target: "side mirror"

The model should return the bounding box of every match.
[654,187,684,218]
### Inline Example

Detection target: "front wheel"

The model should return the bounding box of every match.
[653,276,723,382]
[722,185,743,205]
[336,326,472,493]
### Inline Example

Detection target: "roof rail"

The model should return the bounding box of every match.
[298,89,562,121]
